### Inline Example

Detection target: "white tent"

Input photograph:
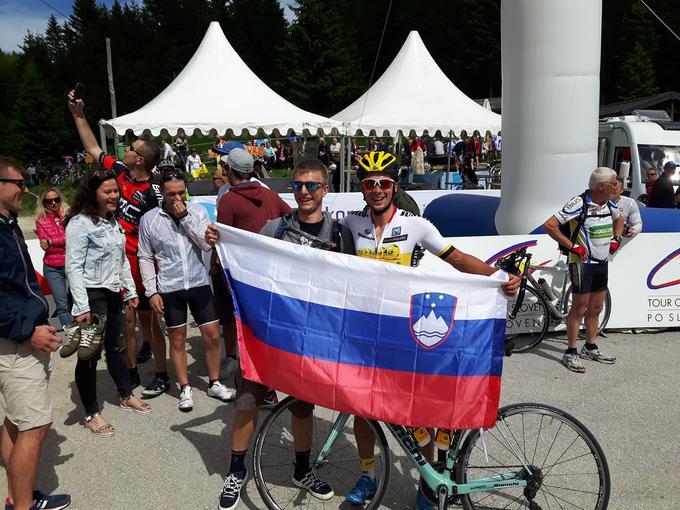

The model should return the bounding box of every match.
[332,31,501,136]
[101,22,340,137]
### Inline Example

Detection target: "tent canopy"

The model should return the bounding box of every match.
[332,31,501,137]
[101,22,340,137]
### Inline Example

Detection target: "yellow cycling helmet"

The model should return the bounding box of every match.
[357,151,399,181]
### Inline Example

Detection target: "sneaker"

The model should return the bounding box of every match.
[416,488,435,510]
[292,469,334,500]
[345,474,376,504]
[59,322,81,358]
[8,490,72,510]
[259,389,279,409]
[136,342,152,364]
[76,314,106,361]
[218,469,247,510]
[561,352,586,373]
[579,345,616,364]
[179,386,194,412]
[141,376,169,398]
[207,381,236,402]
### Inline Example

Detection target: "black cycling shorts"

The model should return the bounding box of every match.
[568,262,608,294]
[161,285,219,329]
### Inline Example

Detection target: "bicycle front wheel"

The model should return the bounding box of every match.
[253,396,391,509]
[505,285,550,353]
[456,403,610,510]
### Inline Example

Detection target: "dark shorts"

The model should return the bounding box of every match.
[210,258,235,325]
[234,368,313,418]
[162,286,219,329]
[126,254,151,311]
[569,262,608,294]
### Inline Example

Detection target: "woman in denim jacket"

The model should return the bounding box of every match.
[35,187,73,328]
[65,170,151,436]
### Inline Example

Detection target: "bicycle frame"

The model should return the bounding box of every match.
[313,413,531,501]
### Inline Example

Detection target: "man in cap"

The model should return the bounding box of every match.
[205,148,291,510]
[647,161,680,208]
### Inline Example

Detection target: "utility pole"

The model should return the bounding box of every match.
[105,37,119,150]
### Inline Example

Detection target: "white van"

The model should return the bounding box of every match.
[598,111,680,202]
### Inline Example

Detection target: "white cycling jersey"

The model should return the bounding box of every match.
[555,192,621,264]
[340,208,454,266]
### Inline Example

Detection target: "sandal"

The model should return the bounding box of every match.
[84,414,116,437]
[120,395,152,415]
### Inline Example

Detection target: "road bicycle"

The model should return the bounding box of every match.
[497,247,611,353]
[253,397,610,509]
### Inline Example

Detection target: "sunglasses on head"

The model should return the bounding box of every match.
[0,178,27,189]
[162,172,185,182]
[361,178,394,191]
[43,197,61,206]
[291,181,325,192]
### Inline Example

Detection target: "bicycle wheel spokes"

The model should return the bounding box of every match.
[506,286,550,353]
[253,396,390,509]
[457,404,610,510]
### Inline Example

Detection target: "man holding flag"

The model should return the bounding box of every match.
[206,159,354,510]
[340,151,520,510]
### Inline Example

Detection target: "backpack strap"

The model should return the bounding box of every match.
[273,215,290,240]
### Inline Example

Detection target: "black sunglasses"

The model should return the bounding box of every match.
[0,178,27,189]
[291,181,325,192]
[43,197,61,205]
[162,172,185,182]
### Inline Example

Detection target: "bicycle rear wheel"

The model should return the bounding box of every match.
[456,403,610,510]
[505,286,550,353]
[253,396,391,509]
[562,286,612,334]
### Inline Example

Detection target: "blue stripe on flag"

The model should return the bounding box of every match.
[228,276,505,377]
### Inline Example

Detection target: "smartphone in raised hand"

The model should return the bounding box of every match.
[72,82,85,102]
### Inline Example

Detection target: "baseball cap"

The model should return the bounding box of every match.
[213,140,245,156]
[226,148,254,174]
[663,161,678,170]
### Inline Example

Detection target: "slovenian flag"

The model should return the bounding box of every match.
[216,224,507,429]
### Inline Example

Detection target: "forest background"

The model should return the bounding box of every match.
[0,0,676,164]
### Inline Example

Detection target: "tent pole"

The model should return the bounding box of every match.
[446,129,452,189]
[339,136,345,193]
[345,136,352,192]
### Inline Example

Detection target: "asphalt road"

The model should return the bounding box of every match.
[1,325,678,510]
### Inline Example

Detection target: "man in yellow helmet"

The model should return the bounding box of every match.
[340,151,520,509]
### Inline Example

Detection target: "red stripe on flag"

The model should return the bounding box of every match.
[35,271,52,296]
[237,321,501,430]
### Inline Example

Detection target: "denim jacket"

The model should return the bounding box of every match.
[65,213,137,316]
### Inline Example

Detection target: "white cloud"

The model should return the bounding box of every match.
[0,12,50,53]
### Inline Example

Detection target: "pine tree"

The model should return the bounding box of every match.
[7,61,69,163]
[285,0,365,115]
[616,41,659,101]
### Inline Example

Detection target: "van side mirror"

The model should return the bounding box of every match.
[618,161,631,183]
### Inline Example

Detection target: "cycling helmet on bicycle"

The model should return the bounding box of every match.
[357,151,399,181]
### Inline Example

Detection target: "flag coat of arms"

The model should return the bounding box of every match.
[216,225,507,429]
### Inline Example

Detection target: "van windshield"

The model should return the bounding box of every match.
[638,145,680,183]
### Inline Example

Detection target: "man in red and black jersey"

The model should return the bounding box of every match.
[68,91,168,396]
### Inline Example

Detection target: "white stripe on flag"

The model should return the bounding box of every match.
[215,225,508,321]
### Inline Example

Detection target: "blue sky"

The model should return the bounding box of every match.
[0,0,296,52]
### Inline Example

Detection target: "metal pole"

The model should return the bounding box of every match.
[105,37,119,149]
[345,137,352,192]
[446,129,452,189]
[99,123,108,155]
[339,136,345,193]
